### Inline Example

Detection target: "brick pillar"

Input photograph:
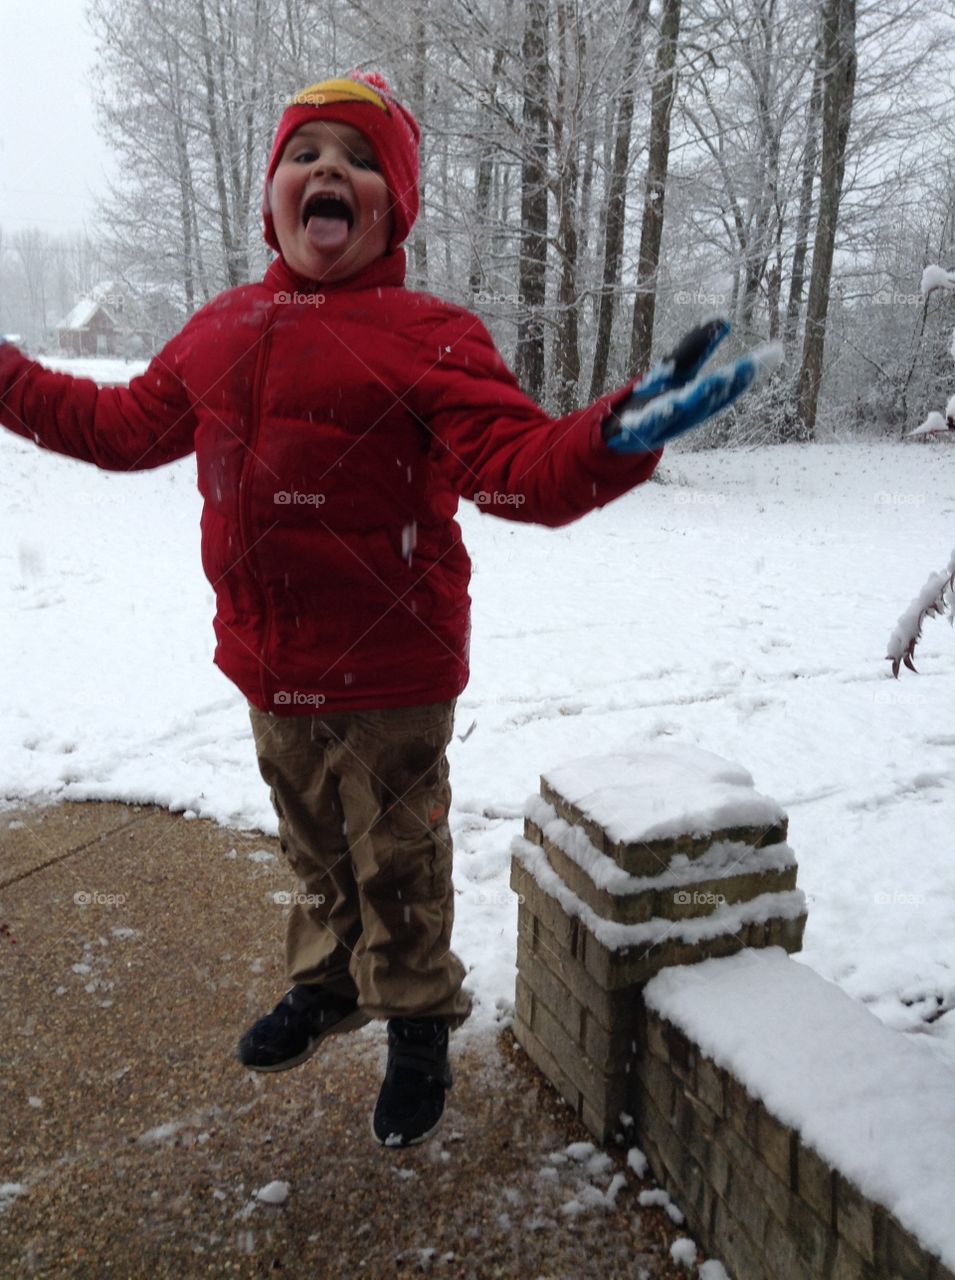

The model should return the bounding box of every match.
[510,745,807,1142]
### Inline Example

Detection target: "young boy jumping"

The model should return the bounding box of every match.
[0,71,777,1147]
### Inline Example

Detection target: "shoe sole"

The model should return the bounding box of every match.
[237,1008,370,1073]
[370,1070,452,1148]
[369,1107,445,1148]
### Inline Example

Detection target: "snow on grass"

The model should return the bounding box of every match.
[2,362,955,1068]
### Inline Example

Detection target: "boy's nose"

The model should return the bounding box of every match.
[312,155,346,178]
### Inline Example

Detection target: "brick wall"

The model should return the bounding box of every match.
[635,1003,953,1280]
[510,751,952,1280]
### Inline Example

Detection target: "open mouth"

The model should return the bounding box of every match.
[302,193,355,230]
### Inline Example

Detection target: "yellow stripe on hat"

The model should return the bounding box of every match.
[291,78,388,111]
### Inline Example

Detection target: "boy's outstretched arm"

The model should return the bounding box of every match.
[0,330,199,471]
[416,314,781,527]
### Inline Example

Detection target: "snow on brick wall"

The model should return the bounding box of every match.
[642,950,955,1279]
[511,744,952,1280]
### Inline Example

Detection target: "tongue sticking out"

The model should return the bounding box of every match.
[306,214,350,253]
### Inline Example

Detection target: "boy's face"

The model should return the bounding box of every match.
[271,121,393,282]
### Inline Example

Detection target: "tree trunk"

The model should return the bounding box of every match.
[468,43,507,298]
[163,32,198,312]
[197,0,243,286]
[767,245,783,341]
[629,0,681,375]
[552,0,581,414]
[784,33,823,351]
[796,0,856,438]
[589,0,650,399]
[515,0,549,401]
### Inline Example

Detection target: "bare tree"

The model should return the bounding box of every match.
[514,0,550,399]
[550,0,585,413]
[589,0,651,399]
[795,0,857,438]
[12,230,52,345]
[629,0,682,374]
[784,30,823,350]
[90,0,281,306]
[68,0,955,440]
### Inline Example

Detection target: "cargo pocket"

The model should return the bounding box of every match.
[361,709,455,902]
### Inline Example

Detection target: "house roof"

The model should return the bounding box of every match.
[58,298,118,332]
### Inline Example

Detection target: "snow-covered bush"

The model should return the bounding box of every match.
[683,370,801,449]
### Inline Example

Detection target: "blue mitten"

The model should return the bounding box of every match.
[603,318,783,454]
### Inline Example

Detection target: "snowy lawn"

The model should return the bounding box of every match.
[2,358,954,1064]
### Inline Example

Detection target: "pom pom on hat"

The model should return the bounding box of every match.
[263,70,420,256]
[349,69,390,93]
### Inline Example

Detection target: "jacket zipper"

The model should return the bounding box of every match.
[240,319,275,710]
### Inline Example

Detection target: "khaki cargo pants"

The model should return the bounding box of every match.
[248,699,472,1030]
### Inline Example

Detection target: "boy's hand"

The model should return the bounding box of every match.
[602,318,784,454]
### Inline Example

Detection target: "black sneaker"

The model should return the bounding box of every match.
[236,985,368,1072]
[371,1017,452,1147]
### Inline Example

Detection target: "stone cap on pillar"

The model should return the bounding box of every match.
[539,742,788,875]
[510,741,809,1143]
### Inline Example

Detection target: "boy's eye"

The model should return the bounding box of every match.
[290,147,378,171]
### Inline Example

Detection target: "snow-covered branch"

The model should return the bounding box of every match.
[886,548,955,677]
[919,264,955,298]
[887,264,955,674]
[906,266,955,438]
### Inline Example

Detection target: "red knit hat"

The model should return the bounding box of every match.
[263,71,420,256]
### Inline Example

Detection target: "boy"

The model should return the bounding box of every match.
[0,71,776,1147]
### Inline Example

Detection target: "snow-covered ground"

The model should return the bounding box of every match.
[2,357,954,1066]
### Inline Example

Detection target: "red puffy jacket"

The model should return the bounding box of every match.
[0,251,660,713]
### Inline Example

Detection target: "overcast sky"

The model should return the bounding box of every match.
[0,0,116,236]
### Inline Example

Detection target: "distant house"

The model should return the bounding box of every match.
[56,281,187,359]
[57,295,122,358]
